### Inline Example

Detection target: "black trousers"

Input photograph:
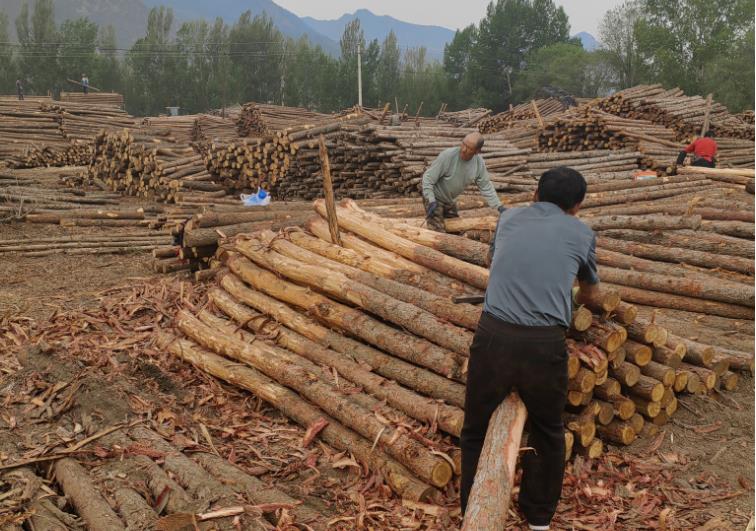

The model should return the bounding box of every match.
[422,197,459,232]
[460,312,568,526]
[692,158,715,168]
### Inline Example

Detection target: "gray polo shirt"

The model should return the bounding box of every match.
[484,202,599,328]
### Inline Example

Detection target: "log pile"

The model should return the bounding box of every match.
[479,98,574,133]
[235,102,333,137]
[192,113,239,142]
[160,196,751,501]
[595,84,754,140]
[88,129,216,201]
[438,107,492,127]
[0,100,68,159]
[42,101,135,142]
[0,230,172,256]
[0,166,126,220]
[59,91,125,108]
[140,115,196,143]
[7,141,94,169]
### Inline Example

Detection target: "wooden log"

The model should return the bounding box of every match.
[627,374,665,402]
[624,340,652,366]
[653,346,683,369]
[207,289,464,436]
[218,274,465,406]
[594,377,621,400]
[613,302,638,325]
[596,420,636,445]
[592,400,616,425]
[610,362,641,387]
[461,393,527,531]
[226,255,464,380]
[235,238,473,357]
[603,395,635,420]
[720,370,739,391]
[113,488,158,531]
[629,413,645,435]
[604,283,754,320]
[157,332,434,501]
[54,458,125,531]
[680,363,717,390]
[316,199,489,290]
[673,369,690,392]
[667,334,714,367]
[598,266,753,307]
[174,310,453,487]
[640,361,676,387]
[631,396,661,418]
[564,411,596,447]
[569,367,597,394]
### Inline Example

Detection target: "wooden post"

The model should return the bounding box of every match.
[462,393,527,530]
[532,99,545,129]
[379,102,391,125]
[318,135,342,246]
[701,93,713,136]
[415,101,424,127]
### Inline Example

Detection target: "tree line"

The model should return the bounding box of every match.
[0,0,752,117]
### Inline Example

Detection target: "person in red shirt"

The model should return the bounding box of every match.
[676,130,717,168]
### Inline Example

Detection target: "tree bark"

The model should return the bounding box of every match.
[54,458,125,531]
[461,393,527,531]
[157,332,435,501]
[218,274,465,406]
[226,255,465,380]
[174,310,453,488]
[208,288,464,436]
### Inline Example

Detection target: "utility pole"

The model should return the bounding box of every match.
[357,41,363,107]
[280,40,287,107]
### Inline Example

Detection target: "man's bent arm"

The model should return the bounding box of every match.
[475,166,501,208]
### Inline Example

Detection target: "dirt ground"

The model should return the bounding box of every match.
[1,219,754,529]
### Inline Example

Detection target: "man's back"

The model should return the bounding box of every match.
[484,202,597,328]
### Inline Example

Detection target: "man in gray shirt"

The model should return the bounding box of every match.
[422,132,504,231]
[460,167,601,531]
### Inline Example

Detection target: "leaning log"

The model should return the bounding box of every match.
[461,393,527,531]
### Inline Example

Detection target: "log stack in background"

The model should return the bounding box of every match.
[235,102,334,137]
[479,97,574,134]
[59,91,125,108]
[595,84,754,141]
[160,197,752,503]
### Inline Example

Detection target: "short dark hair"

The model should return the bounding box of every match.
[475,137,485,150]
[537,167,587,211]
[704,130,714,138]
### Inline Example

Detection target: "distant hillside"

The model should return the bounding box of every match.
[574,31,600,51]
[141,0,339,54]
[302,9,455,61]
[1,0,150,46]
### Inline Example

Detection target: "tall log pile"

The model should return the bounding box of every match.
[438,107,492,127]
[88,129,214,201]
[0,100,68,159]
[59,91,125,108]
[140,115,196,143]
[42,101,135,142]
[235,102,334,137]
[159,195,751,502]
[595,84,754,140]
[479,98,574,133]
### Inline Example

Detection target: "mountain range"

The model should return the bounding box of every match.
[1,0,599,61]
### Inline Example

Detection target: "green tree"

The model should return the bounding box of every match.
[0,12,15,92]
[338,18,366,107]
[452,0,572,109]
[376,30,401,106]
[634,0,754,105]
[94,25,123,92]
[228,11,284,105]
[16,0,59,95]
[599,0,644,88]
[512,43,614,99]
[58,18,99,92]
[443,25,477,108]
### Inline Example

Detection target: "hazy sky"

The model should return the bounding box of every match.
[275,0,625,36]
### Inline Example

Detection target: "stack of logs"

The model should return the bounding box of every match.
[88,129,215,201]
[59,91,125,108]
[595,84,754,140]
[42,101,135,142]
[437,108,492,127]
[160,197,752,504]
[7,141,94,169]
[479,98,574,134]
[0,100,68,159]
[236,103,333,137]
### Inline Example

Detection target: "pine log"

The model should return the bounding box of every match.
[720,371,739,391]
[235,238,473,356]
[653,347,682,369]
[640,361,676,386]
[54,458,125,531]
[315,199,489,289]
[613,302,638,325]
[624,340,652,366]
[226,255,464,380]
[569,367,597,394]
[610,362,641,387]
[629,413,645,435]
[594,377,621,400]
[631,396,661,418]
[627,375,665,401]
[157,332,434,500]
[174,310,453,487]
[461,393,527,531]
[673,369,690,392]
[680,363,717,390]
[208,288,464,436]
[218,274,465,406]
[596,420,636,445]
